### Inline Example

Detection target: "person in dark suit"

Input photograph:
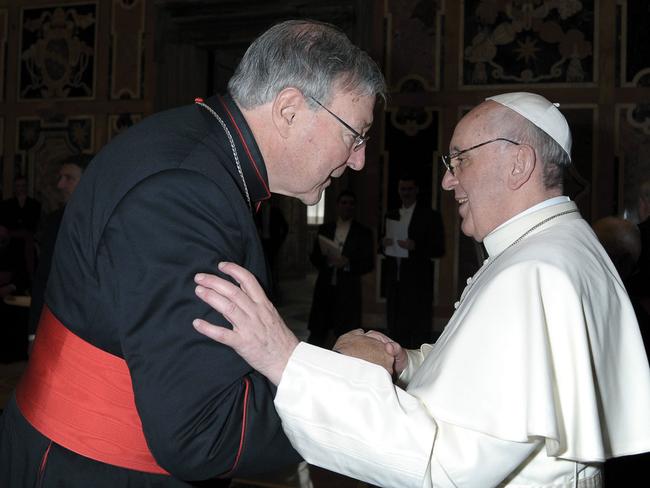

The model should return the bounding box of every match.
[381,175,445,348]
[592,215,650,486]
[0,19,386,487]
[28,153,92,344]
[0,175,41,285]
[307,190,374,347]
[637,179,650,290]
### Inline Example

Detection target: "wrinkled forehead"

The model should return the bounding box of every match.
[451,101,512,147]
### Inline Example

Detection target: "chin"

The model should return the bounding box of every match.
[301,191,324,206]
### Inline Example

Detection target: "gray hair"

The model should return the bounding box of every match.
[228,20,386,109]
[505,117,571,190]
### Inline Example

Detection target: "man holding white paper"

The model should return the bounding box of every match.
[307,190,374,346]
[381,175,445,347]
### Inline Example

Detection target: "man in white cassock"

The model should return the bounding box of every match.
[191,92,650,488]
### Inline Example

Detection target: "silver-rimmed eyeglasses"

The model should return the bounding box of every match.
[309,96,369,152]
[441,137,520,175]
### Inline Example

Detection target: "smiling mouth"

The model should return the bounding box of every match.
[456,197,468,205]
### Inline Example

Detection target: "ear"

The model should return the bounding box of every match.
[508,144,536,190]
[272,87,305,138]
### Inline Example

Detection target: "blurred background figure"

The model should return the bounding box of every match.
[592,216,642,282]
[28,154,92,344]
[592,216,650,488]
[637,179,650,286]
[0,175,41,285]
[381,174,445,348]
[0,224,29,363]
[307,190,374,347]
[0,175,41,363]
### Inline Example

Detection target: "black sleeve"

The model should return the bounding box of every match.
[101,170,300,480]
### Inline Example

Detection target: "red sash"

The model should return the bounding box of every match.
[16,306,169,475]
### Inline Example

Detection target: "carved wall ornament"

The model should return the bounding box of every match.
[108,113,142,140]
[462,0,595,86]
[389,105,435,137]
[19,4,97,99]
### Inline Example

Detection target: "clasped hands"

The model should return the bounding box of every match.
[382,237,416,251]
[192,262,406,384]
[332,329,407,378]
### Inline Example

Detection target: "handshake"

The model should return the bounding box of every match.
[192,263,408,386]
[332,329,407,378]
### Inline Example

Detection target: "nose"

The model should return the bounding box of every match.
[56,177,65,190]
[346,146,366,171]
[441,168,457,191]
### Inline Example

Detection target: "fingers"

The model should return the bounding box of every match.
[364,330,392,343]
[193,319,236,346]
[217,262,269,304]
[195,278,252,327]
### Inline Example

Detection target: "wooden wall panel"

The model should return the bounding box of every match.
[110,0,145,100]
[384,0,442,92]
[618,0,650,87]
[0,9,7,101]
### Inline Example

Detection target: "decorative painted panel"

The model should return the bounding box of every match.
[19,3,97,100]
[617,0,650,87]
[108,113,141,140]
[110,0,145,99]
[616,104,650,221]
[16,116,94,213]
[384,0,442,91]
[461,0,596,86]
[0,9,7,101]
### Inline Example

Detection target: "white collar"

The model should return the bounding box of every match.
[483,199,580,256]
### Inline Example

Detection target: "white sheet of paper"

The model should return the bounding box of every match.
[318,235,341,257]
[384,219,408,258]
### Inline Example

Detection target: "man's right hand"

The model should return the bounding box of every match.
[363,330,408,377]
[333,330,394,374]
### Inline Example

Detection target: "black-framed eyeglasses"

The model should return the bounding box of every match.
[440,137,520,176]
[309,96,369,152]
